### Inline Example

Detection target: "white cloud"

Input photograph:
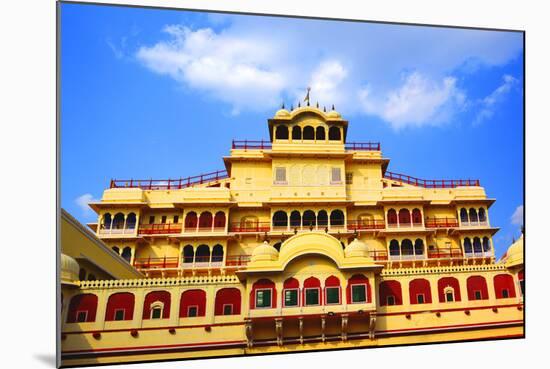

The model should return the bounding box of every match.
[510,205,523,226]
[359,72,466,130]
[75,193,98,216]
[474,74,519,124]
[137,25,286,112]
[134,19,522,127]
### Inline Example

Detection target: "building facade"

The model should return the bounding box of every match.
[60,106,524,366]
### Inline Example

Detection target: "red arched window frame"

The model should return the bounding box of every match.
[324,276,341,305]
[105,292,135,321]
[379,280,402,306]
[412,208,422,225]
[409,279,432,304]
[250,279,277,309]
[398,209,411,226]
[214,288,241,315]
[67,294,98,323]
[493,274,517,299]
[346,274,371,304]
[180,289,207,317]
[213,211,226,229]
[437,277,461,302]
[184,212,197,229]
[387,209,398,225]
[282,277,300,307]
[142,291,171,319]
[466,276,489,300]
[198,212,213,229]
[303,277,322,306]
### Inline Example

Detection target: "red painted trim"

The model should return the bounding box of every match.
[377,303,523,317]
[63,321,245,335]
[376,319,523,335]
[62,339,246,354]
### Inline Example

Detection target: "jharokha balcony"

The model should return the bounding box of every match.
[138,223,182,235]
[231,139,381,151]
[132,255,251,276]
[425,217,460,228]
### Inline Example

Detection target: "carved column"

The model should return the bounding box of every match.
[275,318,283,346]
[369,313,377,340]
[299,317,304,344]
[245,320,253,348]
[321,316,326,342]
[341,314,349,342]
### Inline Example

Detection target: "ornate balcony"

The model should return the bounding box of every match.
[138,223,182,235]
[425,217,459,228]
[347,219,385,231]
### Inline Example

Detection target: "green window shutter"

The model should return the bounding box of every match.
[352,285,366,303]
[256,290,272,308]
[284,290,298,306]
[305,289,319,305]
[326,287,340,304]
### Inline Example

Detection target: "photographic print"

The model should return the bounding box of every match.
[59,2,524,366]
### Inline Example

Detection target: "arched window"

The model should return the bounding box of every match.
[112,213,125,229]
[316,126,326,140]
[143,291,171,320]
[463,238,473,254]
[398,209,411,226]
[412,209,422,225]
[303,277,322,306]
[105,292,135,321]
[303,126,314,140]
[283,277,300,307]
[494,274,516,299]
[78,268,87,281]
[121,247,132,262]
[414,239,424,255]
[212,244,224,263]
[184,212,198,229]
[292,125,302,140]
[330,210,345,226]
[317,210,328,226]
[126,213,137,229]
[473,237,482,253]
[401,239,414,257]
[213,211,226,229]
[460,208,468,223]
[103,213,112,229]
[409,279,432,304]
[183,245,194,263]
[195,245,210,264]
[482,237,491,252]
[438,277,461,302]
[214,288,241,315]
[303,210,316,227]
[250,279,276,309]
[469,208,478,223]
[466,276,489,300]
[275,125,289,140]
[198,212,213,229]
[67,294,98,323]
[328,126,341,141]
[346,274,371,304]
[478,208,487,222]
[325,276,341,305]
[289,210,301,227]
[389,239,400,256]
[387,209,398,226]
[180,289,206,317]
[379,280,402,306]
[273,211,288,227]
[112,246,120,254]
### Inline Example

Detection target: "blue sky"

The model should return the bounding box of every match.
[60,3,524,257]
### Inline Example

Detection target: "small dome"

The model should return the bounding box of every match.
[327,110,341,119]
[500,234,523,268]
[61,253,80,286]
[251,241,279,262]
[345,238,370,258]
[275,108,291,118]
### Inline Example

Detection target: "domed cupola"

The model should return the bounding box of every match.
[344,238,371,258]
[61,253,80,286]
[500,233,524,268]
[275,107,291,118]
[251,241,279,262]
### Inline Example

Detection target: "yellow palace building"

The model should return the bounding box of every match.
[60,105,524,366]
